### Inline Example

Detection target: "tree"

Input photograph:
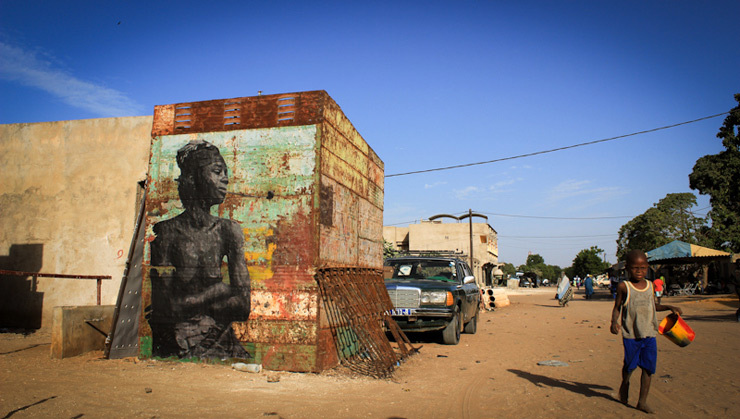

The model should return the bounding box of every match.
[521,253,545,278]
[526,254,544,266]
[571,246,610,278]
[515,253,561,282]
[501,263,517,277]
[541,265,562,281]
[383,239,398,259]
[689,93,740,252]
[616,193,708,260]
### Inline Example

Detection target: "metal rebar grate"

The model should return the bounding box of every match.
[316,267,417,378]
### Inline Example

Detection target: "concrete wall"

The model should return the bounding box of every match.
[382,226,409,251]
[51,305,115,358]
[407,221,499,285]
[0,116,153,328]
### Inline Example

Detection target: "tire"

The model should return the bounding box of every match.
[442,311,461,345]
[464,309,478,334]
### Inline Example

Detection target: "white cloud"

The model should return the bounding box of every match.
[452,178,522,201]
[547,179,627,208]
[488,177,522,193]
[0,41,143,117]
[454,186,482,200]
[424,181,448,189]
[509,164,533,170]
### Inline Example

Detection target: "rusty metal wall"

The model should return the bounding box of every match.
[317,100,384,268]
[139,91,386,373]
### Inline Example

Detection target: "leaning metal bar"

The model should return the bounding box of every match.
[0,270,112,306]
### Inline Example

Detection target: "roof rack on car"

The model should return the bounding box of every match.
[393,250,466,257]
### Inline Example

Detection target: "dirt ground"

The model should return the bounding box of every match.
[2,287,739,419]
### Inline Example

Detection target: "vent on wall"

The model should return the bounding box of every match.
[224,101,241,127]
[277,96,295,123]
[174,105,192,130]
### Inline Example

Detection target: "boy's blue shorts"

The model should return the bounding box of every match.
[623,337,657,374]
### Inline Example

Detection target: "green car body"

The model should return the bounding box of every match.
[385,256,481,345]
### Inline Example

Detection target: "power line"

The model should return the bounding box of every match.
[480,211,633,220]
[385,112,728,178]
[500,234,617,239]
[384,219,420,226]
[385,204,711,226]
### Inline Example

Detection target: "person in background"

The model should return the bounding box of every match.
[653,275,665,304]
[584,274,594,300]
[732,259,740,322]
[609,274,619,299]
[557,272,574,307]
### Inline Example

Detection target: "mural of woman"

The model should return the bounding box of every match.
[148,139,250,359]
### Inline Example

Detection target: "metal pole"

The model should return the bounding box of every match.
[469,208,474,272]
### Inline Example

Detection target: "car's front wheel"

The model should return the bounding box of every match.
[463,309,478,334]
[442,311,461,345]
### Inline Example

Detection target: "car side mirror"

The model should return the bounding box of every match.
[463,275,476,284]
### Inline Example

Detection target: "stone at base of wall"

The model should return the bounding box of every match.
[51,305,115,359]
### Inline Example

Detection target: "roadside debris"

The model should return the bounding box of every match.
[232,362,262,373]
[537,360,569,367]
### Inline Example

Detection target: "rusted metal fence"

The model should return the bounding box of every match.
[0,270,111,305]
[316,267,417,378]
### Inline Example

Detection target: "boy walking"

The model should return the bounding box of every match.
[610,250,682,413]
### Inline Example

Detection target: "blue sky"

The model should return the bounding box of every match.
[1,1,738,267]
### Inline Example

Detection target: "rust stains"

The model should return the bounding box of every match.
[270,211,316,270]
[152,91,328,137]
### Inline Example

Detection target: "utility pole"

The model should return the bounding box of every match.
[468,208,474,271]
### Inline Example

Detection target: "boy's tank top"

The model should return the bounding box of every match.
[621,280,658,339]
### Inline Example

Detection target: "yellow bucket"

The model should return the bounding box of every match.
[658,313,695,347]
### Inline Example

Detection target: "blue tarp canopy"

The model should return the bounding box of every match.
[647,240,730,264]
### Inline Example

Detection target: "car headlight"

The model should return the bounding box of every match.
[420,291,451,305]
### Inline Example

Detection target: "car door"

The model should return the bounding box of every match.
[459,261,478,322]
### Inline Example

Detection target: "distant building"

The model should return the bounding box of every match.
[383,214,500,287]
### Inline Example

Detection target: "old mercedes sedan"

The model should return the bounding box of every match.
[385,256,480,345]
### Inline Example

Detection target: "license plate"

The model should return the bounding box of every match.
[389,308,415,316]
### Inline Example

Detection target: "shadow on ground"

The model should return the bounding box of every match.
[682,313,739,323]
[508,368,618,403]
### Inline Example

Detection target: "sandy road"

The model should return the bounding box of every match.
[1,287,738,418]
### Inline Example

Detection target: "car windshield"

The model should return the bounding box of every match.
[387,260,457,282]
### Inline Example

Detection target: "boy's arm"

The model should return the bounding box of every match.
[610,281,627,335]
[656,302,682,315]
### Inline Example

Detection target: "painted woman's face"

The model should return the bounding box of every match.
[197,156,228,205]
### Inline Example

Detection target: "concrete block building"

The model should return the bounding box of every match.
[383,214,500,287]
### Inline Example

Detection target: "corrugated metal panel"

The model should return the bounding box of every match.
[151,91,326,137]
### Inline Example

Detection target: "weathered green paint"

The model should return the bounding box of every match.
[336,327,360,359]
[239,342,318,371]
[139,335,152,358]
